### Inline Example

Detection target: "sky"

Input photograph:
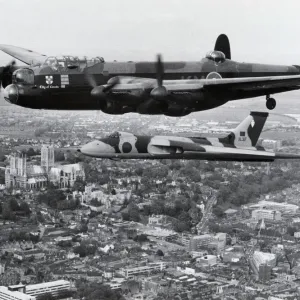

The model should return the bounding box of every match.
[1,0,300,65]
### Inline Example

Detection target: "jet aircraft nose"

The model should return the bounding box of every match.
[3,84,19,104]
[80,140,116,157]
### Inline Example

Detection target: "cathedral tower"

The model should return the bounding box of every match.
[41,145,55,172]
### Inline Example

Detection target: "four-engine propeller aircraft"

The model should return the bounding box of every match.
[2,35,300,116]
[78,111,300,161]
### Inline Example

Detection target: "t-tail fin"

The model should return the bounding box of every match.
[219,111,269,148]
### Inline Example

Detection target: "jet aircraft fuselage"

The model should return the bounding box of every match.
[79,112,300,162]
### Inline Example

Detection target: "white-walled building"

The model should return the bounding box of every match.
[252,209,281,221]
[0,286,36,300]
[252,251,276,271]
[25,280,71,298]
[249,201,298,214]
[119,262,166,278]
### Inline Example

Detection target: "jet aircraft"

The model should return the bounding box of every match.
[78,111,300,161]
[1,35,300,116]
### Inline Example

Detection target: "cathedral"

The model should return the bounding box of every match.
[5,145,85,189]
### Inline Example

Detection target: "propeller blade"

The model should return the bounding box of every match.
[91,86,106,98]
[156,54,164,87]
[84,72,97,88]
[0,60,16,89]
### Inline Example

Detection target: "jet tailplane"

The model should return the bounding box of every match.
[219,111,268,148]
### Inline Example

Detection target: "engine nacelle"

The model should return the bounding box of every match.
[164,104,190,117]
[137,99,167,115]
[101,101,134,115]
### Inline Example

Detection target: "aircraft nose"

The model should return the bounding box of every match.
[3,84,19,104]
[80,140,115,157]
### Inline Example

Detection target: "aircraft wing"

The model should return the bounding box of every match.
[162,75,300,92]
[112,74,300,94]
[0,44,47,65]
[147,139,279,161]
[201,74,300,92]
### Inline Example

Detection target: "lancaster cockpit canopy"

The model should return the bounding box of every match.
[42,55,105,70]
[205,51,226,63]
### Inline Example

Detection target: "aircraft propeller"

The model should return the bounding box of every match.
[85,73,120,98]
[150,54,168,100]
[0,60,16,90]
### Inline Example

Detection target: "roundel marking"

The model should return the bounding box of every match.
[206,72,222,79]
[122,142,132,153]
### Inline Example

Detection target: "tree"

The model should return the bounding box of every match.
[20,202,31,215]
[9,198,20,211]
[133,234,149,243]
[172,219,190,233]
[80,224,88,233]
[26,148,36,157]
[90,198,102,207]
[239,232,251,241]
[76,280,124,300]
[156,249,164,256]
[287,226,296,236]
[74,245,87,257]
[72,176,86,192]
[2,202,15,221]
[55,151,65,161]
[213,206,224,218]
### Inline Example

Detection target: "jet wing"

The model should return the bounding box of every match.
[147,139,278,161]
[0,44,47,65]
[148,139,206,155]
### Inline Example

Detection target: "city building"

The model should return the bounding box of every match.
[25,280,71,298]
[189,233,226,252]
[198,255,217,266]
[189,234,214,251]
[249,201,299,214]
[258,264,272,282]
[223,247,245,263]
[209,232,227,252]
[119,262,167,278]
[251,251,276,281]
[148,215,168,227]
[252,209,282,221]
[261,139,282,150]
[41,145,54,172]
[5,146,85,189]
[0,286,36,300]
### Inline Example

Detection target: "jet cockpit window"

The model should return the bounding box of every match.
[108,132,120,138]
[12,68,34,85]
[205,51,226,63]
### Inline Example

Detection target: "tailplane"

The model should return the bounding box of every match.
[219,112,268,148]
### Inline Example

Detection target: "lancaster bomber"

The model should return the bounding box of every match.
[78,111,300,161]
[1,35,300,116]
